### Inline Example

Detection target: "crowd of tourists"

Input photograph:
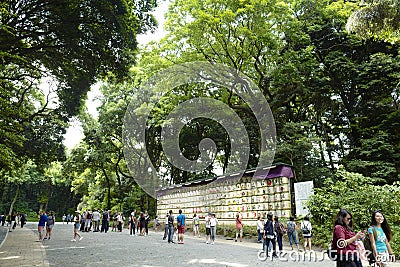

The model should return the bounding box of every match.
[0,212,28,231]
[3,206,393,267]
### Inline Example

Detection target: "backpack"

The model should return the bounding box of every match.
[287,221,295,233]
[363,227,377,263]
[276,222,286,234]
[301,222,311,235]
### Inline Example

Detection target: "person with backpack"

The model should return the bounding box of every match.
[367,210,394,267]
[262,213,278,258]
[71,210,83,242]
[286,216,300,250]
[44,211,55,240]
[301,216,312,251]
[274,216,286,254]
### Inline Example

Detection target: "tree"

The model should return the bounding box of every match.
[0,0,157,171]
[346,0,400,42]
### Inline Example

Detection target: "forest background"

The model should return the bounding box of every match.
[1,0,399,253]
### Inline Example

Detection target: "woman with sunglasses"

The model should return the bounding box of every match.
[368,210,394,267]
[332,209,364,267]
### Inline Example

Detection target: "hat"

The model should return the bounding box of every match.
[75,210,80,213]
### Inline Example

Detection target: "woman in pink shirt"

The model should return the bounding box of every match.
[332,209,364,267]
[235,212,243,242]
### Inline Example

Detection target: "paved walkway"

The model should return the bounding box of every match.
[0,223,398,266]
[0,224,48,266]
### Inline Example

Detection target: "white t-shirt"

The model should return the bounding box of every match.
[205,215,211,228]
[210,217,218,227]
[92,211,100,221]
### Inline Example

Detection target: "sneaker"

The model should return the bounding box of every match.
[43,237,47,240]
[71,239,76,242]
[79,236,83,241]
[206,241,209,244]
[211,242,214,245]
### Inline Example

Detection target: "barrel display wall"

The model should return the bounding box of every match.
[156,164,294,225]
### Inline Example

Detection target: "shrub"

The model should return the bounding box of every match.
[307,170,400,256]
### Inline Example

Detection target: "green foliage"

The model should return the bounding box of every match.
[307,170,400,256]
[346,0,400,42]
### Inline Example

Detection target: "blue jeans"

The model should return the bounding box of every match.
[257,230,263,242]
[210,226,216,241]
[288,231,298,246]
[168,226,174,242]
[276,233,283,251]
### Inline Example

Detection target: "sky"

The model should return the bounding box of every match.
[63,0,170,149]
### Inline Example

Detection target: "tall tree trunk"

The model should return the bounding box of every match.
[102,168,111,209]
[8,184,19,216]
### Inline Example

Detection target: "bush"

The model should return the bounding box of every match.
[307,170,400,257]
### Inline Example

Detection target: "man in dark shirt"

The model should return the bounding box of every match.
[167,210,175,243]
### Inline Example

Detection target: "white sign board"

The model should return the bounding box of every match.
[294,181,314,216]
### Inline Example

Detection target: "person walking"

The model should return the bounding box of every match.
[176,209,186,244]
[71,210,83,241]
[37,210,47,241]
[235,212,243,242]
[66,213,71,224]
[9,212,16,232]
[331,209,364,267]
[301,216,312,251]
[167,210,175,244]
[193,214,200,238]
[209,213,218,245]
[368,210,394,267]
[263,213,278,258]
[1,213,6,226]
[20,213,27,228]
[286,216,300,250]
[45,211,55,240]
